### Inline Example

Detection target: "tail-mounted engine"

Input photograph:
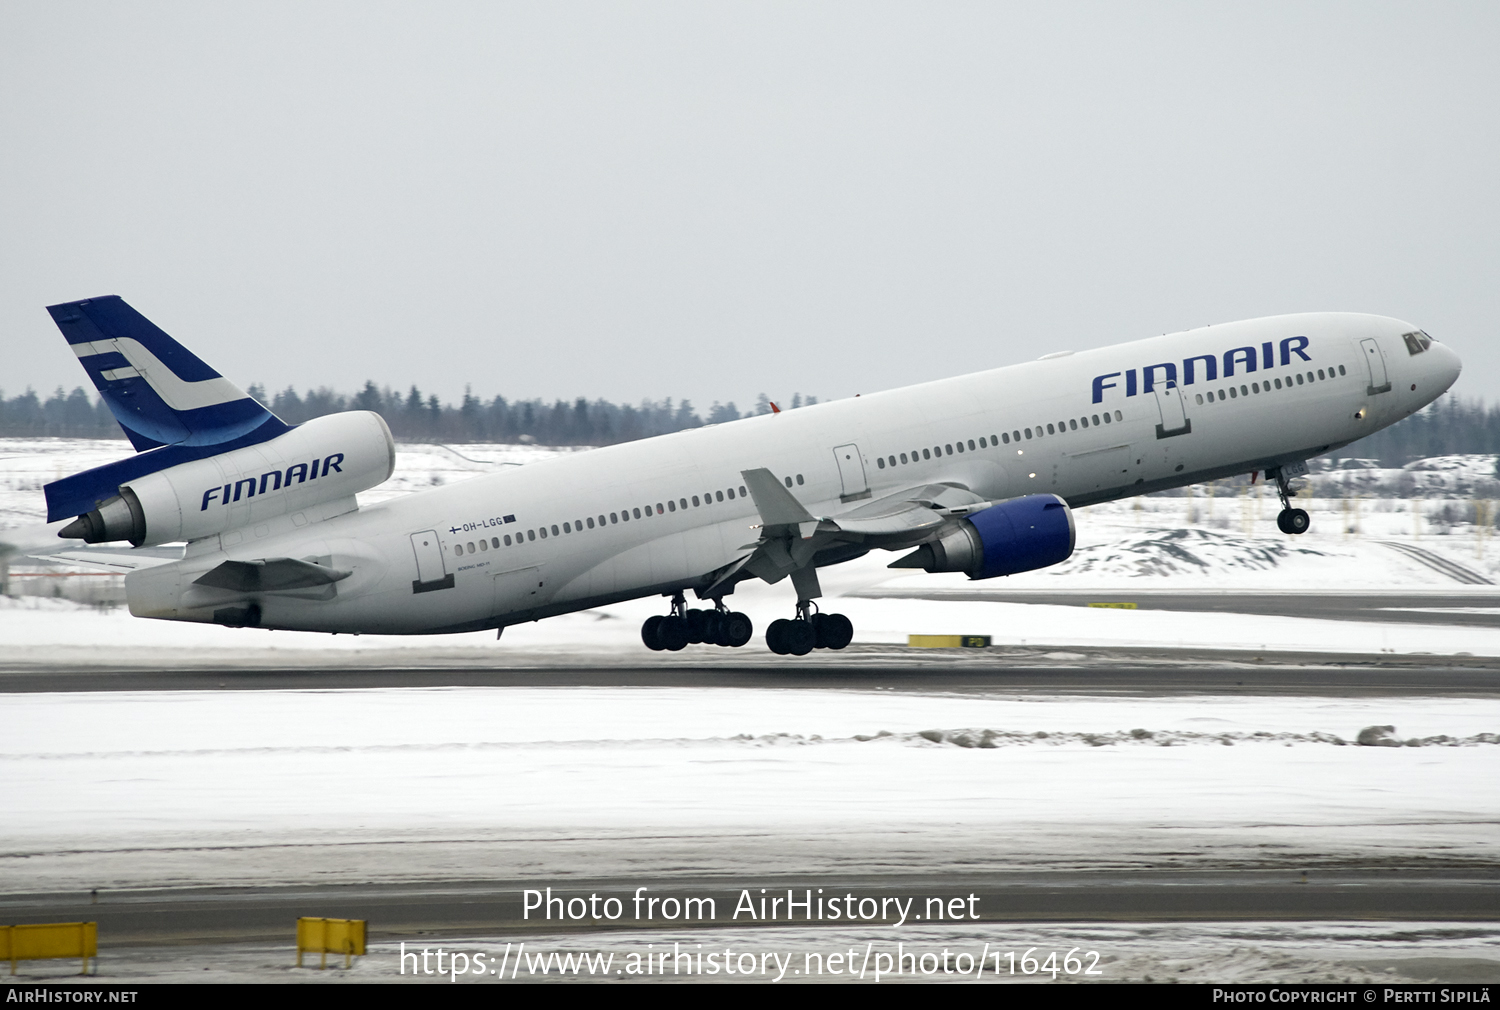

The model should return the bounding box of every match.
[59,411,395,546]
[891,493,1075,579]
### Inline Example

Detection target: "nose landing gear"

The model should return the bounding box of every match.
[1269,465,1310,535]
[766,601,854,656]
[641,593,753,650]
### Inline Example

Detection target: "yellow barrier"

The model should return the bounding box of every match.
[1087,602,1138,609]
[1,922,96,976]
[908,635,992,648]
[296,917,366,969]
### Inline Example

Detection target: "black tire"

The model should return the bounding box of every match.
[702,610,725,646]
[786,619,816,656]
[641,615,665,651]
[658,615,689,651]
[683,609,708,644]
[724,612,753,648]
[809,612,829,649]
[766,618,792,655]
[820,613,854,650]
[1278,507,1310,535]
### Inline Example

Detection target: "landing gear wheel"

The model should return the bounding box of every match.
[723,611,753,648]
[641,615,665,651]
[784,619,816,656]
[657,615,689,651]
[1277,507,1310,535]
[683,609,709,644]
[812,612,854,650]
[766,618,792,655]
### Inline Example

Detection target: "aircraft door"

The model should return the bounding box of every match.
[833,443,870,501]
[1153,384,1191,439]
[493,566,543,618]
[1361,338,1392,394]
[409,530,453,593]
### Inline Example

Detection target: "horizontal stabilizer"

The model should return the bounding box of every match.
[194,557,351,593]
[26,545,182,571]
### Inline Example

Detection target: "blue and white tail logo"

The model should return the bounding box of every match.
[43,296,291,521]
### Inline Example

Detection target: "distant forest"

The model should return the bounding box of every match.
[0,381,1490,466]
[0,382,815,446]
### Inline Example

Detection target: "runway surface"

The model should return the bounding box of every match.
[848,589,1500,627]
[4,645,1498,694]
[6,870,1498,946]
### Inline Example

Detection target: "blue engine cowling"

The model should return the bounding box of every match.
[891,493,1075,579]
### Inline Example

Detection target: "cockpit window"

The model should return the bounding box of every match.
[1402,331,1432,355]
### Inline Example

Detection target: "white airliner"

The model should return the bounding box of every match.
[37,298,1460,655]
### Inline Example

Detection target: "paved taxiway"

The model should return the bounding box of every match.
[5,871,1498,947]
[3,643,1497,694]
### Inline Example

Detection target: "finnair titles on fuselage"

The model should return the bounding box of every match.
[40,298,1460,656]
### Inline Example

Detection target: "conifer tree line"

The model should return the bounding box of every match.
[0,382,817,446]
[0,382,1490,466]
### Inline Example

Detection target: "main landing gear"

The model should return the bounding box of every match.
[642,592,753,651]
[765,601,854,656]
[1271,466,1310,535]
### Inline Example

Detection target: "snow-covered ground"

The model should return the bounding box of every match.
[3,687,1495,893]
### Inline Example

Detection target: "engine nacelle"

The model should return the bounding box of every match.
[60,411,395,546]
[894,493,1075,579]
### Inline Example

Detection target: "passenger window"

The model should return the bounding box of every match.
[504,534,512,546]
[1080,417,1089,428]
[1318,369,1325,380]
[716,491,724,502]
[1113,411,1122,420]
[654,504,662,515]
[668,500,676,512]
[679,499,687,509]
[455,545,463,556]
[576,519,584,529]
[1338,365,1346,376]
[492,537,499,548]
[527,530,536,541]
[1229,387,1237,398]
[1252,382,1259,393]
[1046,424,1055,434]
[878,457,886,469]
[956,442,964,453]
[1092,415,1100,425]
[1069,419,1078,430]
[922,449,931,459]
[587,517,595,529]
[621,510,629,522]
[1273,378,1281,389]
[1306,372,1314,382]
[727,488,736,500]
[1195,394,1203,404]
[968,439,976,450]
[900,453,908,463]
[467,541,475,552]
[1024,429,1032,439]
[1296,374,1304,384]
[480,539,488,550]
[796,475,804,485]
[540,528,548,539]
[611,512,619,523]
[978,437,986,448]
[784,476,793,488]
[632,508,641,519]
[563,522,571,532]
[1002,433,1010,444]
[692,496,700,506]
[739,486,747,497]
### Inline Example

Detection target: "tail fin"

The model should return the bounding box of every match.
[43,296,292,522]
[46,296,289,451]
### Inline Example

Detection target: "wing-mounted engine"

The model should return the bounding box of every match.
[56,411,395,546]
[889,493,1075,579]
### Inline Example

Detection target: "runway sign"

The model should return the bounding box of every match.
[908,635,992,648]
[296,917,367,969]
[2,921,96,976]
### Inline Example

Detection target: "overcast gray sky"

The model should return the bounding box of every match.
[3,2,1497,411]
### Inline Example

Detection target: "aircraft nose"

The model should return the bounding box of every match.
[1430,340,1462,393]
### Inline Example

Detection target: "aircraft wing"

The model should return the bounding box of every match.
[26,545,182,571]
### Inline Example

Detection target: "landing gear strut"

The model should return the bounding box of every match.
[765,600,854,656]
[641,592,752,651]
[1270,466,1310,535]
